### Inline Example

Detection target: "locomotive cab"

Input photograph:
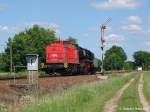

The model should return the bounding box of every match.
[46,41,79,74]
[45,40,96,75]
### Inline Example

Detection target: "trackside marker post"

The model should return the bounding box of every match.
[26,54,39,85]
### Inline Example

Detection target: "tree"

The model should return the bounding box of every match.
[97,59,102,71]
[104,45,127,70]
[66,36,77,44]
[1,25,57,71]
[93,58,101,71]
[123,61,135,70]
[105,46,127,61]
[104,53,124,70]
[133,51,150,70]
[0,53,5,72]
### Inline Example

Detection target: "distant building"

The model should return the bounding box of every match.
[137,66,142,71]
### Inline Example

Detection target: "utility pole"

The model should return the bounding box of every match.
[100,17,111,75]
[10,38,12,75]
[0,45,5,65]
[0,44,5,56]
[10,38,16,84]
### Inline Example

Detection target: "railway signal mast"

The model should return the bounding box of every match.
[100,17,111,75]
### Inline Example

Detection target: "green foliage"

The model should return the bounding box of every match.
[66,36,77,44]
[104,45,127,70]
[105,45,127,61]
[0,53,5,72]
[0,52,10,72]
[123,61,135,70]
[105,53,123,70]
[1,25,57,71]
[117,75,143,112]
[97,59,102,71]
[133,51,150,70]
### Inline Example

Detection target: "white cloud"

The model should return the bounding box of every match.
[122,24,142,31]
[50,23,60,34]
[90,0,142,9]
[0,4,7,11]
[82,33,89,37]
[0,26,8,32]
[0,25,18,33]
[106,34,125,45]
[122,24,150,35]
[24,22,60,34]
[88,27,98,32]
[148,29,150,33]
[127,16,142,24]
[0,22,60,34]
[24,22,49,27]
[121,16,150,36]
[148,18,150,22]
[145,42,150,46]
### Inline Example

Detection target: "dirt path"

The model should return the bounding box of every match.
[138,74,150,112]
[102,78,135,112]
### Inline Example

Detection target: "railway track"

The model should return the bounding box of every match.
[0,70,133,81]
[0,74,96,81]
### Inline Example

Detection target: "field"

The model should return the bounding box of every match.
[0,71,150,112]
[22,73,134,112]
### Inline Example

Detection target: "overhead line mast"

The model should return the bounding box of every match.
[100,17,111,75]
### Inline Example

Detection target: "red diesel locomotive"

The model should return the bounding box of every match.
[45,40,96,75]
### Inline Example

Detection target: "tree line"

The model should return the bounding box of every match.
[104,46,150,71]
[0,25,150,72]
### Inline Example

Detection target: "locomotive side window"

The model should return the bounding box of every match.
[83,50,86,56]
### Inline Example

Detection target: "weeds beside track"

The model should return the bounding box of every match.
[22,73,135,112]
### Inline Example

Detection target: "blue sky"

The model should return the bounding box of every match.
[0,0,150,60]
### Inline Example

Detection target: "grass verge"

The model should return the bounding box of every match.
[0,72,27,78]
[22,73,135,112]
[117,73,143,112]
[0,71,49,79]
[143,71,150,104]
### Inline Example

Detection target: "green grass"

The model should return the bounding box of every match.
[117,73,143,112]
[107,72,131,78]
[0,70,133,79]
[22,73,135,112]
[0,72,27,78]
[0,71,49,78]
[143,71,150,104]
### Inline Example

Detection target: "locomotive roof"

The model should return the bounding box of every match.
[53,40,78,46]
[51,40,94,57]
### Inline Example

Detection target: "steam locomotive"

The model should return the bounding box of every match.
[45,40,97,75]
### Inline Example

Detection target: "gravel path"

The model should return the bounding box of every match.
[138,74,150,112]
[102,78,135,112]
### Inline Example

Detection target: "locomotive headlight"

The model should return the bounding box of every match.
[52,54,57,57]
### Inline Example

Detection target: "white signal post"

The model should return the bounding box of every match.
[26,54,39,85]
[100,17,111,75]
